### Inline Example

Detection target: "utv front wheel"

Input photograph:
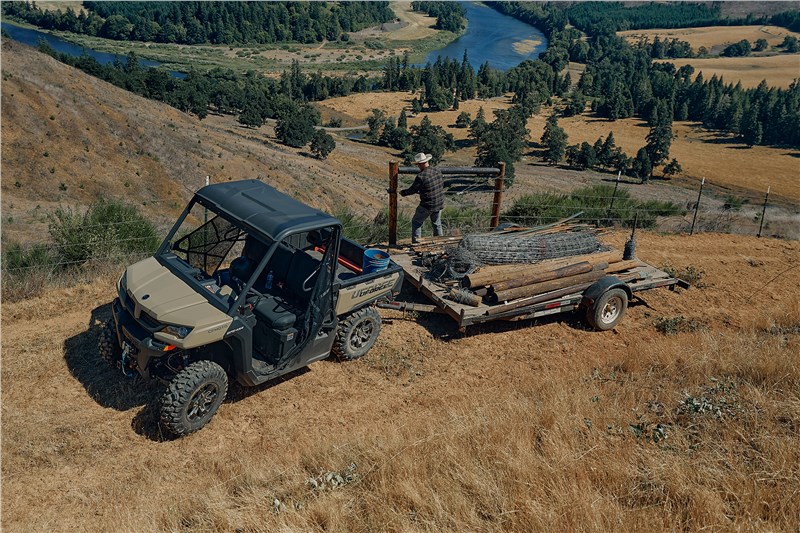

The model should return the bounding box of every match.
[160,360,228,437]
[333,306,382,361]
[99,319,122,366]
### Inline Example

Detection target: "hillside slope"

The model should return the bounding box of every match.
[0,39,391,242]
[2,231,798,531]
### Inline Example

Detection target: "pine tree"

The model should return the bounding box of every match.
[632,147,652,182]
[645,122,673,172]
[475,107,529,185]
[541,114,568,165]
[397,109,408,130]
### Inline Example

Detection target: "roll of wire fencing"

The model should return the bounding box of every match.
[460,230,604,265]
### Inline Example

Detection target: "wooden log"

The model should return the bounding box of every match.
[490,270,606,303]
[464,250,623,288]
[490,261,593,292]
[486,272,643,316]
[604,260,646,274]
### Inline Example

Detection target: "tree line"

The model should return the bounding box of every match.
[487,1,800,36]
[2,1,393,44]
[410,1,466,33]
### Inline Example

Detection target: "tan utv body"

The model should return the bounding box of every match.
[104,180,402,437]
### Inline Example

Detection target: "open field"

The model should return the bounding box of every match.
[314,91,800,206]
[2,232,799,531]
[381,1,439,41]
[660,54,800,89]
[619,25,800,53]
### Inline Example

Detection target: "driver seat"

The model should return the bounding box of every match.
[252,251,320,330]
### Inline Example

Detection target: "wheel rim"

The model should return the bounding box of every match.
[600,295,623,324]
[349,319,374,350]
[187,383,219,421]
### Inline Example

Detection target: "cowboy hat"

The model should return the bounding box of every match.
[413,152,432,164]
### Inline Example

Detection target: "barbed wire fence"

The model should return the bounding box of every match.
[0,167,789,300]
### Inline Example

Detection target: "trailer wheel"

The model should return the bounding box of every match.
[333,307,382,361]
[160,360,228,437]
[587,288,628,331]
[99,319,122,366]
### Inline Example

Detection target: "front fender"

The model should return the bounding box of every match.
[581,276,632,309]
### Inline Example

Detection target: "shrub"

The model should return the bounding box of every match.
[335,208,411,245]
[48,199,159,266]
[502,185,683,229]
[661,264,705,287]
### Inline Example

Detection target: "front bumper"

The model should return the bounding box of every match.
[112,298,173,379]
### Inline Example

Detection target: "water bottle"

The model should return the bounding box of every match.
[265,270,274,290]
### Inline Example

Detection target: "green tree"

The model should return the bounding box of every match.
[782,35,799,53]
[276,103,319,148]
[563,90,586,117]
[469,106,488,144]
[310,130,336,159]
[397,109,408,130]
[662,158,683,177]
[475,107,529,186]
[753,38,768,52]
[541,114,568,165]
[409,116,455,164]
[238,105,263,128]
[366,108,387,143]
[645,122,673,172]
[632,147,652,182]
[455,111,471,128]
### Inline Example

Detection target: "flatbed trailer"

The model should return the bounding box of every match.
[382,247,689,332]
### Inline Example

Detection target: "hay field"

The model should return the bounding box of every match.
[619,25,800,52]
[2,232,799,532]
[659,54,800,89]
[523,114,800,203]
[317,91,798,203]
[385,1,439,41]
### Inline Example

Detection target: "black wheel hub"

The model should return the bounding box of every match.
[187,383,219,421]
[349,319,374,350]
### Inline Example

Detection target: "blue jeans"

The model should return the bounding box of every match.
[412,205,443,241]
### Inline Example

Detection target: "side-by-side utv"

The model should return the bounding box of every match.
[101,180,402,436]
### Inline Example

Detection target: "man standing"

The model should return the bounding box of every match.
[400,152,444,244]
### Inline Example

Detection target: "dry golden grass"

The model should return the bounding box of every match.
[0,40,398,242]
[316,89,799,203]
[385,1,439,41]
[523,114,800,203]
[2,233,799,531]
[619,25,800,52]
[660,54,800,89]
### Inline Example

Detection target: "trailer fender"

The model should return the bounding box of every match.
[581,276,632,309]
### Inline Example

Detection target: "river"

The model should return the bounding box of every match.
[0,21,186,78]
[421,2,548,70]
[2,3,547,75]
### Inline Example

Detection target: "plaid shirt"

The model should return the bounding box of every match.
[400,166,444,211]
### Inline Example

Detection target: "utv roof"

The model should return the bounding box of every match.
[195,179,340,240]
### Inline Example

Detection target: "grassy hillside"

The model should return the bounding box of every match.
[1,231,798,531]
[0,39,393,243]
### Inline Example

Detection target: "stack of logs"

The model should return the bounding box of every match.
[460,250,647,314]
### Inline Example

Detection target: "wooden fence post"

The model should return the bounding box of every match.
[489,162,505,229]
[757,185,770,238]
[690,177,704,236]
[388,161,399,247]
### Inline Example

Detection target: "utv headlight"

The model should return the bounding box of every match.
[118,273,127,297]
[163,325,193,339]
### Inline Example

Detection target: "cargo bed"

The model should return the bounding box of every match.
[384,245,688,331]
